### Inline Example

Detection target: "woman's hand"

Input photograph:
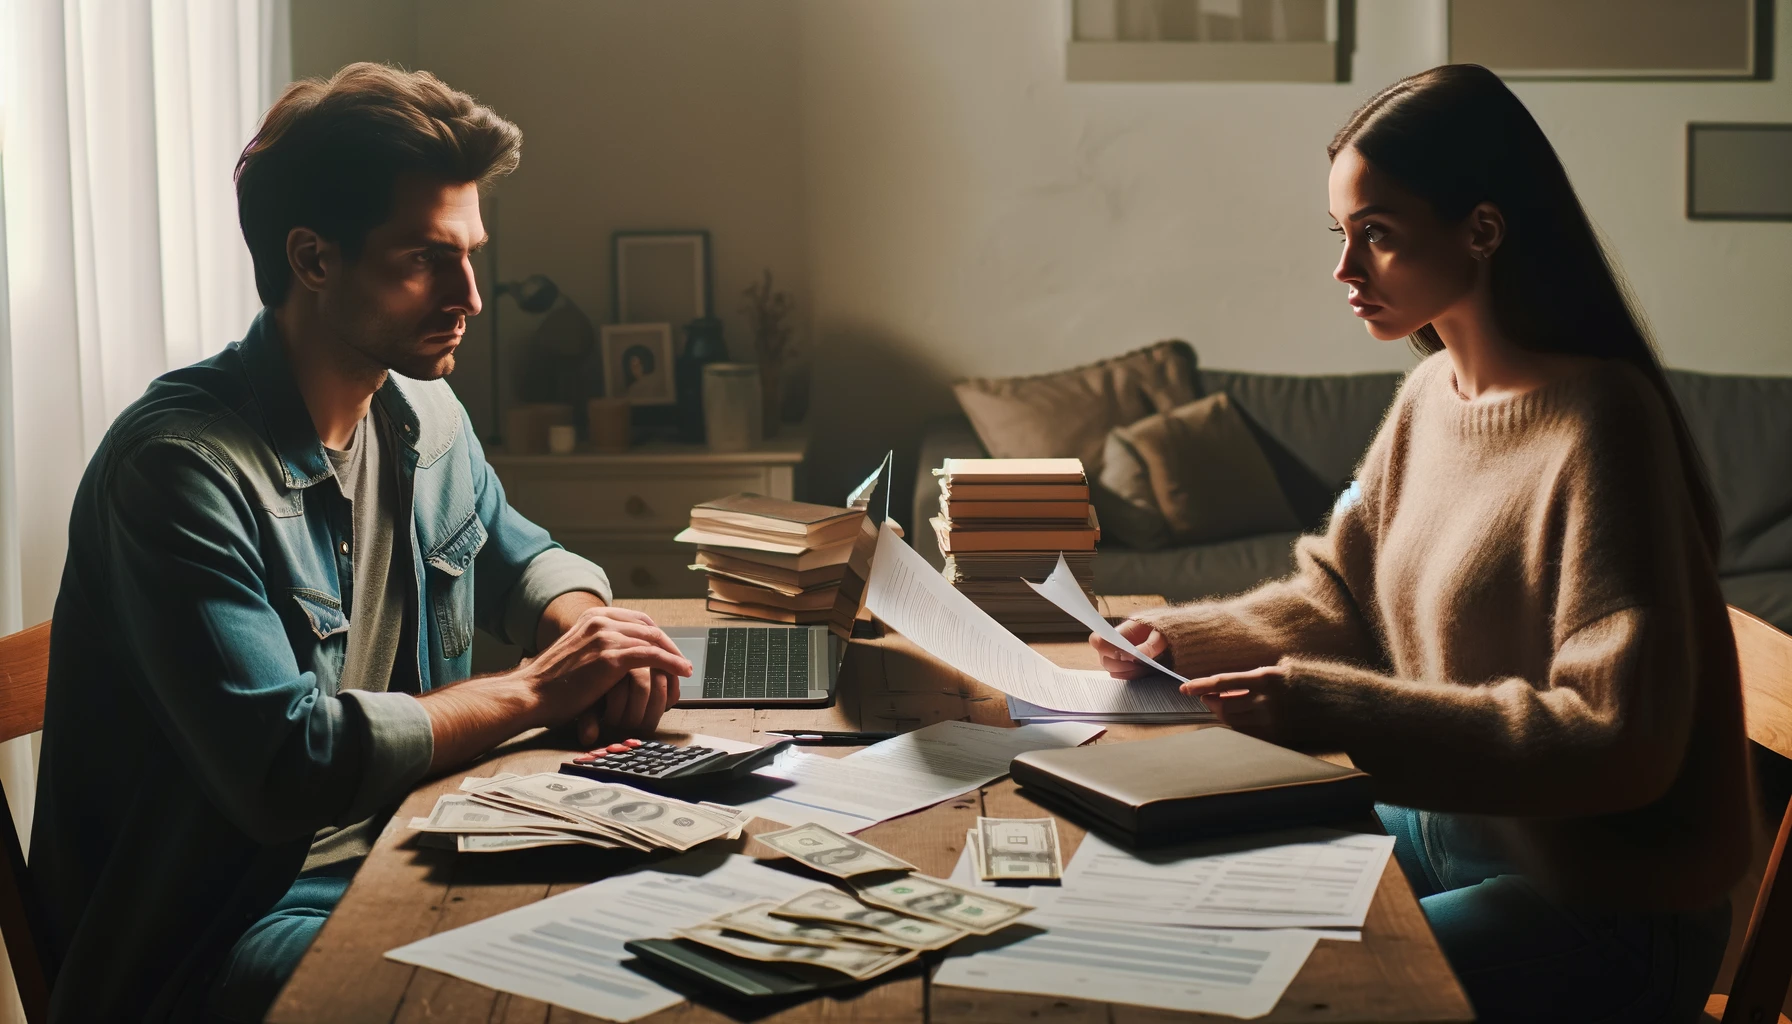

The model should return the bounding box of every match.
[1181,665,1286,740]
[1090,620,1169,679]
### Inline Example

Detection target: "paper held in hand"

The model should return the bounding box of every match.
[861,520,1206,715]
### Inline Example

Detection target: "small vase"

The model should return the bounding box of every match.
[758,359,782,438]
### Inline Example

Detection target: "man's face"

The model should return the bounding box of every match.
[317,175,485,380]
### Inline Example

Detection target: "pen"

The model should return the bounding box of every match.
[765,730,899,744]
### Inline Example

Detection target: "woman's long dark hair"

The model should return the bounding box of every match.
[1330,64,1721,557]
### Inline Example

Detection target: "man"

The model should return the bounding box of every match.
[30,64,690,1022]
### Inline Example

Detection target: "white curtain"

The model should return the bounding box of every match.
[0,0,289,1018]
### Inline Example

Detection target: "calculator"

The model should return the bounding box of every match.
[558,738,791,796]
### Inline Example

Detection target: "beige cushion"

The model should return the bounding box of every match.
[1094,431,1174,550]
[1109,393,1302,546]
[952,341,1200,474]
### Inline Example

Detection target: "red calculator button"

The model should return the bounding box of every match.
[606,743,629,754]
[573,755,598,764]
[623,738,644,748]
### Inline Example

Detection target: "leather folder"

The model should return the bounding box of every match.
[1009,727,1373,847]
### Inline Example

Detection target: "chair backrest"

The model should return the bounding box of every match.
[0,621,51,1024]
[1724,606,1792,1024]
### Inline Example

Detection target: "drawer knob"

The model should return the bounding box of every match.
[630,566,656,589]
[624,496,650,517]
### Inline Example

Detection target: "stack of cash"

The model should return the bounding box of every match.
[670,822,1034,979]
[967,816,1064,882]
[408,772,747,854]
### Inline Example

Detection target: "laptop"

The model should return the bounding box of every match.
[669,454,891,707]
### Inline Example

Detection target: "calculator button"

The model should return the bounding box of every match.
[573,756,598,764]
[624,739,644,748]
[606,743,629,754]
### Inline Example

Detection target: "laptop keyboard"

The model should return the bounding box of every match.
[702,627,812,699]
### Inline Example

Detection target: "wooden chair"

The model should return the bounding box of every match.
[0,621,50,1024]
[1709,606,1792,1024]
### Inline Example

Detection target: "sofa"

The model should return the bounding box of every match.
[915,362,1792,635]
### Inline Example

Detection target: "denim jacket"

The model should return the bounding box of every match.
[30,311,609,1021]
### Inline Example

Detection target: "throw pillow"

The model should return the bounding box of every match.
[952,340,1200,474]
[1110,393,1302,546]
[1093,431,1174,551]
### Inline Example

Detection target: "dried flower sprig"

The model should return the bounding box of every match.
[741,268,794,364]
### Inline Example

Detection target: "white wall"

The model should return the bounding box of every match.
[291,0,1792,507]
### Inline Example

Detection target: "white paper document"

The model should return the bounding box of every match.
[1052,829,1393,930]
[932,909,1319,1019]
[384,854,817,1022]
[863,522,1207,715]
[738,719,1103,833]
[1024,553,1189,684]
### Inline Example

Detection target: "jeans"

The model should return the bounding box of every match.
[205,875,350,1023]
[1377,804,1729,1024]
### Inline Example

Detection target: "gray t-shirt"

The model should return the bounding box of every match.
[305,407,414,875]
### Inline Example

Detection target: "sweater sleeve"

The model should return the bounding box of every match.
[1277,604,1697,816]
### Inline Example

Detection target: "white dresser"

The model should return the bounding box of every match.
[488,434,808,600]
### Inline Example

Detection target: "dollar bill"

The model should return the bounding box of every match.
[480,773,735,852]
[769,888,964,950]
[409,795,587,835]
[757,822,916,878]
[708,901,895,949]
[674,924,916,980]
[456,833,585,853]
[974,817,1063,881]
[458,772,520,792]
[852,874,1033,935]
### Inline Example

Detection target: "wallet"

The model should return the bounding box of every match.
[1009,726,1373,846]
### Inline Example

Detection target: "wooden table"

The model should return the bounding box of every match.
[269,599,1473,1024]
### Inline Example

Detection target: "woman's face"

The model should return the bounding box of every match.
[1327,146,1481,343]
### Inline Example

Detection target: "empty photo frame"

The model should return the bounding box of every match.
[612,231,710,334]
[1448,0,1768,80]
[601,324,677,406]
[1688,123,1792,221]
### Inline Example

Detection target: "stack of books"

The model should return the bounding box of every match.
[931,458,1099,637]
[675,494,871,631]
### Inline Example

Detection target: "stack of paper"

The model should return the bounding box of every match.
[676,493,870,629]
[386,854,823,1021]
[932,458,1098,636]
[738,719,1104,834]
[932,829,1394,1018]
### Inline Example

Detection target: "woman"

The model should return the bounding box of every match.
[1094,65,1749,1022]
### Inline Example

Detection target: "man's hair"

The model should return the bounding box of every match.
[235,62,521,307]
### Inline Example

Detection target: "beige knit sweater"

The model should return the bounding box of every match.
[1137,353,1751,911]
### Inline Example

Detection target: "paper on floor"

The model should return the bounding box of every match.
[738,719,1102,833]
[931,909,1319,1019]
[384,854,816,1022]
[862,521,1207,715]
[1052,829,1393,930]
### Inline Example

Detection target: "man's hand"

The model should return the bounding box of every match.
[1090,619,1169,679]
[536,592,677,744]
[418,604,691,772]
[522,605,688,733]
[1180,665,1286,740]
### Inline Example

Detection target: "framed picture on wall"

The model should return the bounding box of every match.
[612,230,710,338]
[1448,0,1769,80]
[601,324,677,406]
